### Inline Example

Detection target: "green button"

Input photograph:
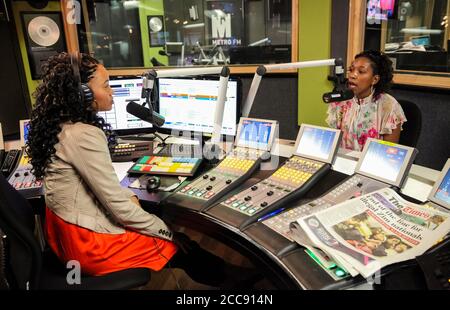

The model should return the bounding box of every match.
[231,202,241,208]
[138,157,149,164]
[335,268,346,277]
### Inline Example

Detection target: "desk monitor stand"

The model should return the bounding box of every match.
[247,139,418,258]
[206,124,342,230]
[427,158,450,211]
[166,117,278,212]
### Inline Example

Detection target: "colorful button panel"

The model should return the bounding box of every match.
[177,152,259,200]
[216,157,256,173]
[129,156,201,176]
[222,156,324,216]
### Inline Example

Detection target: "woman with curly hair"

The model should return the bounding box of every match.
[326,50,407,151]
[26,52,260,287]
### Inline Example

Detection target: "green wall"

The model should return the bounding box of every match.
[12,1,61,104]
[297,0,333,127]
[138,0,168,67]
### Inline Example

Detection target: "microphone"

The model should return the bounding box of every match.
[126,101,165,127]
[322,89,354,103]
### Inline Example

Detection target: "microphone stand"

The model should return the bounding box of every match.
[120,70,166,143]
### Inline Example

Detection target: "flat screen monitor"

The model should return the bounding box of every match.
[293,124,342,164]
[356,138,418,188]
[429,158,450,210]
[235,118,278,151]
[157,77,240,137]
[367,0,396,21]
[19,119,30,147]
[96,76,153,135]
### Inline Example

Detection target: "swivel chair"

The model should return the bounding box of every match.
[0,174,151,290]
[398,99,422,148]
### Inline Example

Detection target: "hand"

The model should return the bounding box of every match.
[172,231,193,254]
[130,196,141,207]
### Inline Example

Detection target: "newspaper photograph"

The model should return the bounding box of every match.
[294,188,450,278]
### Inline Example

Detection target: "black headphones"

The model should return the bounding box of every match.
[70,52,94,105]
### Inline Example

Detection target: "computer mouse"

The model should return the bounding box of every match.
[146,176,161,192]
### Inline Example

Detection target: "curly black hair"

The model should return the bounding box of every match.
[355,50,394,97]
[26,52,117,179]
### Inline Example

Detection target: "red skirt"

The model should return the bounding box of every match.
[45,208,178,276]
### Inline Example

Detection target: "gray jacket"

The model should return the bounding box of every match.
[44,122,173,241]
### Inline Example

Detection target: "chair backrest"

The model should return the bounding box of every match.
[398,99,422,148]
[0,174,42,290]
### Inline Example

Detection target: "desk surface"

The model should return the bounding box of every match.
[8,136,440,289]
[115,138,440,203]
[116,138,444,290]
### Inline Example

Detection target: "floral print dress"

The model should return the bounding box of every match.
[326,92,407,151]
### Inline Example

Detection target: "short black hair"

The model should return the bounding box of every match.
[355,50,393,97]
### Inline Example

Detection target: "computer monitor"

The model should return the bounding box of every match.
[157,77,240,137]
[429,158,450,210]
[96,76,153,135]
[367,0,396,21]
[235,118,278,151]
[293,124,342,164]
[356,138,418,188]
[19,119,30,147]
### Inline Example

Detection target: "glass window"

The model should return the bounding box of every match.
[77,0,293,68]
[364,0,449,74]
[78,1,144,67]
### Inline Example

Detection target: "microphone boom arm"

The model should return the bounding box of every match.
[241,58,343,117]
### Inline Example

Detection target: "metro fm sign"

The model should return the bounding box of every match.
[210,12,241,46]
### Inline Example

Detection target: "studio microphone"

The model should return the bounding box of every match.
[322,89,354,103]
[126,101,165,127]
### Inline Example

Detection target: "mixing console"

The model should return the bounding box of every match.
[166,117,279,211]
[222,156,325,217]
[252,138,418,251]
[206,124,342,229]
[263,174,388,240]
[8,151,43,198]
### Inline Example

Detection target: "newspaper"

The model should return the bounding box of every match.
[292,188,450,278]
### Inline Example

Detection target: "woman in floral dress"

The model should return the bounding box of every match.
[326,50,406,151]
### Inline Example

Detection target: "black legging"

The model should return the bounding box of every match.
[165,239,228,287]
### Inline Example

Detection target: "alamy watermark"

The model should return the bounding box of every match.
[66,260,81,285]
[66,0,81,25]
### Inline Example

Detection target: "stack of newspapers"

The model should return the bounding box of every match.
[290,188,450,278]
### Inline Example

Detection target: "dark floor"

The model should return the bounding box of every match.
[141,226,277,290]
